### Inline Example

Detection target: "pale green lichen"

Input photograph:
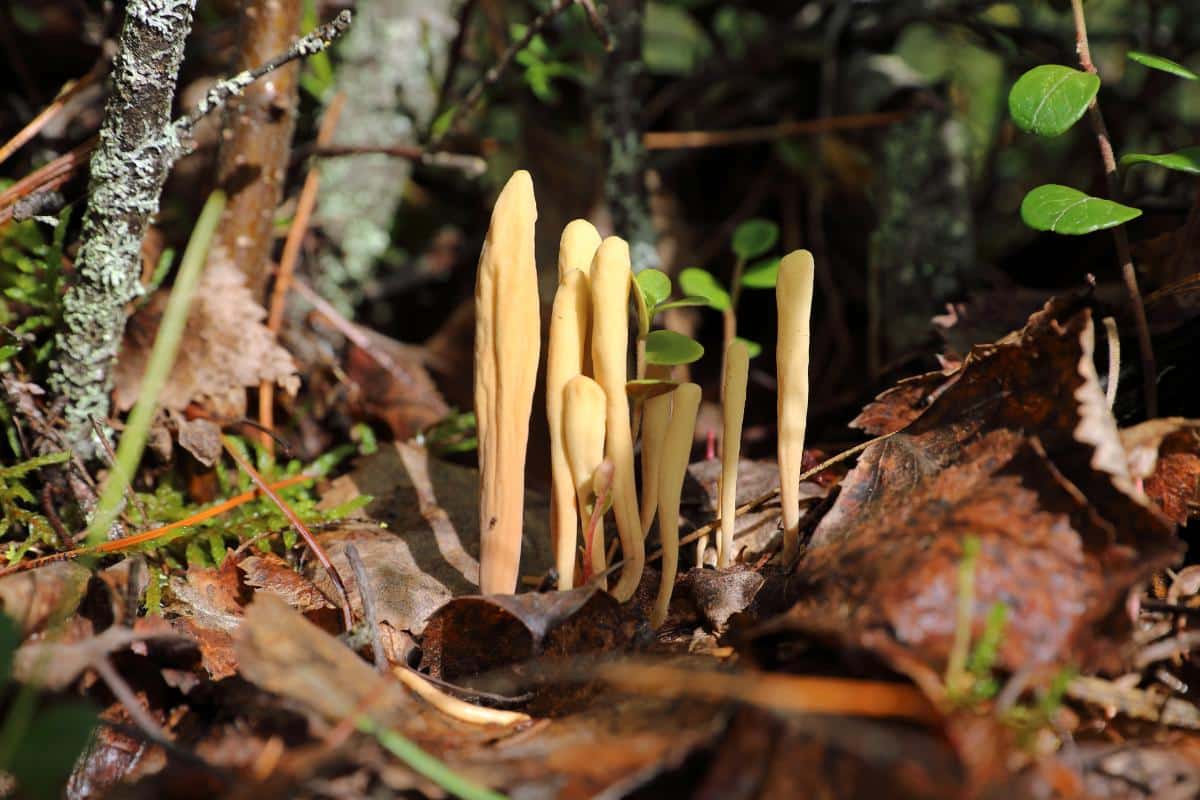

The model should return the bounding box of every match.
[313,0,456,317]
[49,0,196,458]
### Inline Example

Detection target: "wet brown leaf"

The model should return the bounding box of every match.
[748,303,1181,677]
[1121,419,1200,525]
[420,587,628,681]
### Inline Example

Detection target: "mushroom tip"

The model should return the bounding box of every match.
[562,218,602,245]
[780,248,815,275]
[495,169,537,219]
[591,236,631,279]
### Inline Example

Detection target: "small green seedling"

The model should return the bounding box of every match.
[677,217,780,359]
[631,267,706,380]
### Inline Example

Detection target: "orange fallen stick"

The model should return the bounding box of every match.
[0,474,312,577]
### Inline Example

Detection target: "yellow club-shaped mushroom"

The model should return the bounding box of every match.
[475,170,540,594]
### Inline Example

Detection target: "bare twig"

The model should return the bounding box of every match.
[175,11,352,144]
[430,0,608,148]
[1102,316,1120,410]
[1070,0,1157,417]
[309,144,487,176]
[93,655,170,743]
[643,110,909,150]
[221,436,353,630]
[257,93,346,451]
[0,60,106,168]
[0,137,95,227]
[346,544,387,672]
[291,278,419,390]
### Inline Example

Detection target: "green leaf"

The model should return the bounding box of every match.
[739,257,780,289]
[644,330,704,366]
[430,107,456,141]
[8,703,96,799]
[1127,50,1199,80]
[735,337,762,358]
[1120,146,1200,175]
[643,2,712,76]
[1020,184,1142,234]
[625,378,680,401]
[677,268,731,312]
[0,613,20,686]
[1008,65,1100,137]
[656,296,711,311]
[635,269,672,311]
[731,219,779,260]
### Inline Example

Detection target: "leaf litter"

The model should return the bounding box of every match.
[7,297,1200,799]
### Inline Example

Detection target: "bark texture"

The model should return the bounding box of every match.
[210,0,302,298]
[50,0,197,458]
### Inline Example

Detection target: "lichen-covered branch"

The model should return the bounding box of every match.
[50,0,198,459]
[50,5,352,458]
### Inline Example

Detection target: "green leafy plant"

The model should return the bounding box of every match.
[0,209,68,367]
[630,267,707,378]
[677,218,780,360]
[0,451,70,564]
[1005,0,1176,416]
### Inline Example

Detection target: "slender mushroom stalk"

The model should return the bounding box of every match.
[717,339,749,568]
[548,269,592,590]
[475,170,540,594]
[563,375,608,589]
[638,365,673,537]
[652,382,701,629]
[589,236,644,602]
[558,219,603,280]
[776,249,815,564]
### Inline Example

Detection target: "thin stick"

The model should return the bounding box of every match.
[430,0,608,148]
[257,93,346,451]
[346,544,387,671]
[221,436,353,630]
[642,110,909,150]
[0,61,105,167]
[93,656,170,743]
[1102,316,1120,410]
[596,432,893,580]
[175,11,352,141]
[310,144,487,176]
[0,137,95,226]
[292,278,418,389]
[1070,0,1157,417]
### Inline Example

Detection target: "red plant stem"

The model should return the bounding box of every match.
[1071,0,1157,417]
[221,436,353,630]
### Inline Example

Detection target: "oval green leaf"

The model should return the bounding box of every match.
[644,329,704,365]
[626,378,680,400]
[678,268,731,311]
[1127,50,1199,80]
[1020,184,1142,234]
[1120,146,1200,175]
[1008,65,1100,137]
[635,269,672,310]
[731,218,779,260]
[740,256,780,289]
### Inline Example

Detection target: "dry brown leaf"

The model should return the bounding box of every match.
[113,260,298,419]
